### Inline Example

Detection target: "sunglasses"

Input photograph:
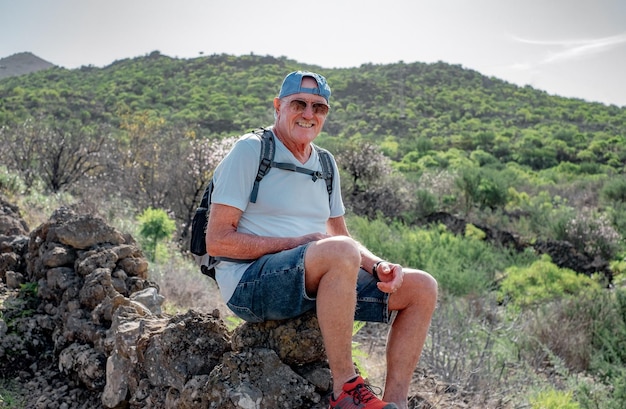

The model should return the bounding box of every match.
[288,99,330,116]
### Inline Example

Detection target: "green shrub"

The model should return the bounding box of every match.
[575,370,626,409]
[574,377,611,409]
[0,166,25,197]
[544,206,576,244]
[412,189,438,219]
[415,169,458,213]
[506,189,573,240]
[601,176,626,204]
[348,215,535,296]
[524,287,626,407]
[137,207,176,262]
[587,287,626,380]
[529,389,580,409]
[498,255,600,309]
[465,223,487,240]
[606,202,626,247]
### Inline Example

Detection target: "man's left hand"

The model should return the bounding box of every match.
[375,262,404,294]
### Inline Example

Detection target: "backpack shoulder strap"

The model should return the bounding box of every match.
[249,128,275,203]
[313,145,334,199]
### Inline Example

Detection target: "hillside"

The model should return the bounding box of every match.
[2,53,626,408]
[2,51,626,233]
[1,51,624,174]
[0,52,55,80]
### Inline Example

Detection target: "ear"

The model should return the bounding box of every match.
[273,97,281,112]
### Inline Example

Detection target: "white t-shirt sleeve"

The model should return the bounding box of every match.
[212,134,260,211]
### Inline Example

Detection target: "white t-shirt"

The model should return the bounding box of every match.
[211,129,345,302]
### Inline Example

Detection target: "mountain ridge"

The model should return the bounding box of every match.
[0,52,55,79]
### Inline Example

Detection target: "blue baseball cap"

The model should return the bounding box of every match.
[278,71,331,102]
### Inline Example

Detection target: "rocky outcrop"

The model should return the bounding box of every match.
[424,211,611,282]
[0,199,29,287]
[0,197,332,408]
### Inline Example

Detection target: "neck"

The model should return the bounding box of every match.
[273,127,312,164]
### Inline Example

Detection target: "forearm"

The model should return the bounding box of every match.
[207,203,326,260]
[356,242,404,292]
[357,243,383,274]
[207,230,324,260]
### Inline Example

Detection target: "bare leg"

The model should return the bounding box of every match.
[304,236,362,398]
[382,269,438,409]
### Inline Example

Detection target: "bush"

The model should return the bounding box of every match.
[575,370,626,409]
[529,389,580,409]
[422,294,534,399]
[606,202,626,247]
[0,379,26,408]
[410,189,438,220]
[347,215,535,296]
[137,207,176,262]
[601,176,626,204]
[511,282,626,394]
[149,250,228,315]
[415,169,458,214]
[498,255,600,309]
[525,297,594,372]
[586,287,626,380]
[561,209,621,260]
[0,166,26,198]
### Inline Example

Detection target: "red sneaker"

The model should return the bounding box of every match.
[329,376,398,409]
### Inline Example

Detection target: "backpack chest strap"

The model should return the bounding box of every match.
[250,128,334,203]
[272,161,330,182]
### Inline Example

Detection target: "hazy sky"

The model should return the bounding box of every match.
[1,0,625,107]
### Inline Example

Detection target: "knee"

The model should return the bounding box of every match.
[321,236,361,267]
[424,273,438,302]
[407,270,438,306]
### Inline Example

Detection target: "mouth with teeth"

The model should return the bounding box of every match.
[297,122,314,128]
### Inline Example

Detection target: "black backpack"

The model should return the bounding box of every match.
[190,128,334,279]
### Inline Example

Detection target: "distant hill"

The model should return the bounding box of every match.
[0,52,624,174]
[0,52,55,79]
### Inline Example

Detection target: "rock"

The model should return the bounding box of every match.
[40,242,76,268]
[1,201,334,408]
[130,287,164,315]
[0,198,29,235]
[534,239,610,279]
[5,270,24,288]
[142,310,231,390]
[205,348,324,408]
[101,353,133,408]
[0,251,18,278]
[59,343,107,390]
[231,310,326,365]
[51,213,126,250]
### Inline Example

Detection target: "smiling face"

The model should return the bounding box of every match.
[273,76,330,154]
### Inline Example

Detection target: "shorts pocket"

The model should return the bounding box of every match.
[227,281,264,323]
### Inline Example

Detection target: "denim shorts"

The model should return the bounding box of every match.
[226,244,392,324]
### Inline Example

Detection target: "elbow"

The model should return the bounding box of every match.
[205,235,222,256]
[206,241,219,256]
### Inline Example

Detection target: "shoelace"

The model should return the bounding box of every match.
[346,382,382,405]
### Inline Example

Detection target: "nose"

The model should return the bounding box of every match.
[302,103,315,118]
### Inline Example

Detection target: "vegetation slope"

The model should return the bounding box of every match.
[1,51,626,408]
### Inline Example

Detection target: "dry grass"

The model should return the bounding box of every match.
[354,306,526,409]
[149,256,231,317]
